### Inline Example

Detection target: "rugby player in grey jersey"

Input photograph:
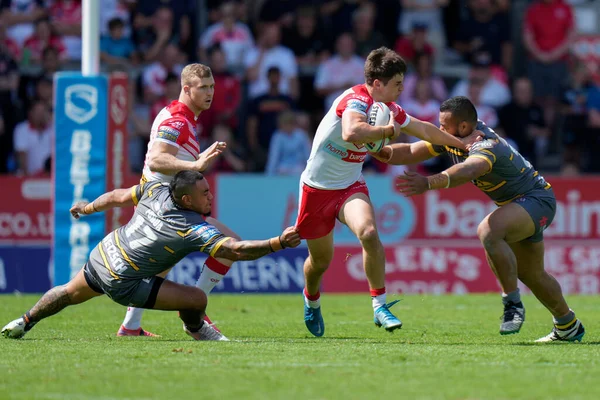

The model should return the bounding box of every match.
[372,96,585,343]
[1,171,301,341]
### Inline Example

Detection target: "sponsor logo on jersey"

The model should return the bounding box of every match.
[471,140,495,151]
[324,140,367,163]
[192,224,221,242]
[346,98,368,114]
[157,126,181,142]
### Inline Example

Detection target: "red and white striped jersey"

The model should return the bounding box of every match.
[142,100,201,183]
[301,84,411,190]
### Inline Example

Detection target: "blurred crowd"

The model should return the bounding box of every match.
[1,0,599,178]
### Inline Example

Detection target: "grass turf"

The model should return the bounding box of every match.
[0,293,598,400]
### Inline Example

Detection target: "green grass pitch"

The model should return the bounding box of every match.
[0,293,598,400]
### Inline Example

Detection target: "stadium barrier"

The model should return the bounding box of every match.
[2,175,600,294]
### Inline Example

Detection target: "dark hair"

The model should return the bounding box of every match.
[108,18,125,31]
[439,96,478,123]
[364,47,407,85]
[170,171,205,201]
[267,66,281,76]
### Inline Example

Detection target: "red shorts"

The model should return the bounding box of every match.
[295,180,370,240]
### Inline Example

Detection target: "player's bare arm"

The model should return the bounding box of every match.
[147,141,227,175]
[401,118,467,150]
[212,227,301,261]
[341,110,396,144]
[372,141,435,164]
[70,185,140,219]
[396,157,490,196]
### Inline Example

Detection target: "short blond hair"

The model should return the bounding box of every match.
[180,63,212,86]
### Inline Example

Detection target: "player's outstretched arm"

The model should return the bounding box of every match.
[372,141,436,165]
[429,157,490,189]
[401,118,467,150]
[70,186,138,219]
[341,110,395,144]
[396,156,490,197]
[212,227,301,261]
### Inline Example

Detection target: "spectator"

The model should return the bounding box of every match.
[246,66,295,171]
[314,32,364,110]
[100,0,134,39]
[402,78,440,126]
[351,4,386,59]
[468,80,498,129]
[582,82,600,172]
[23,18,67,64]
[560,65,593,169]
[150,72,180,121]
[244,21,298,99]
[19,46,61,116]
[100,18,136,67]
[498,77,549,165]
[197,45,241,135]
[523,0,576,125]
[206,124,247,173]
[400,52,447,104]
[282,5,329,117]
[0,0,46,48]
[13,101,52,176]
[450,55,510,108]
[265,111,311,176]
[454,0,512,75]
[28,76,53,112]
[128,83,153,173]
[141,43,183,100]
[398,0,448,58]
[0,21,20,61]
[133,0,195,60]
[198,1,254,73]
[47,0,82,60]
[394,22,435,67]
[134,6,175,63]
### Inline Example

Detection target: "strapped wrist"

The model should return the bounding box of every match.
[441,171,451,188]
[270,237,284,252]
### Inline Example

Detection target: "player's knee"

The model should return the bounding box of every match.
[308,254,332,271]
[477,221,499,247]
[355,225,379,245]
[189,287,207,311]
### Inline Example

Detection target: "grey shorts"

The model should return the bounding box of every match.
[512,188,556,243]
[83,256,164,308]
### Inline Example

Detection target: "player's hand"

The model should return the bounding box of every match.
[396,171,429,197]
[279,226,301,248]
[385,113,401,140]
[461,130,484,151]
[195,141,227,171]
[369,145,393,163]
[70,201,89,219]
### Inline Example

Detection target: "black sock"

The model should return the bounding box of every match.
[22,312,37,331]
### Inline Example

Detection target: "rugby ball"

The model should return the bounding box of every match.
[365,102,391,152]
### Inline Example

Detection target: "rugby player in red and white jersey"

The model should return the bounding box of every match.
[117,64,239,338]
[299,47,472,336]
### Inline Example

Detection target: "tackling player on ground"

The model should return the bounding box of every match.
[378,96,585,342]
[1,171,301,341]
[298,47,474,337]
[118,63,241,338]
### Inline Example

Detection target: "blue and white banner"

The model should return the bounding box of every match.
[53,73,108,285]
[0,246,51,293]
[167,248,308,293]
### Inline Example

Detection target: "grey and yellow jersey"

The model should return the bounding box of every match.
[95,182,231,280]
[426,121,551,205]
